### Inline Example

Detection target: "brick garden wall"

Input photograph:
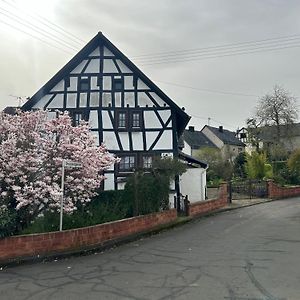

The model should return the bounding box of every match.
[267,180,300,199]
[188,183,228,217]
[0,209,177,264]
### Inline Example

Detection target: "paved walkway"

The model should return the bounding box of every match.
[1,198,299,299]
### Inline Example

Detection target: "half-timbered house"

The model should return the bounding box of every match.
[22,32,207,203]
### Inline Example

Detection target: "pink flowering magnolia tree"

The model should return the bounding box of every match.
[0,110,117,231]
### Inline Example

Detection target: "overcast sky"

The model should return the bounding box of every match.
[1,0,300,131]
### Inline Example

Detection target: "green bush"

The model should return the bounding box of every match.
[21,190,130,234]
[0,206,17,238]
[124,172,169,216]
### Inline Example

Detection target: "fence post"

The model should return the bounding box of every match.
[228,181,232,203]
[184,195,189,216]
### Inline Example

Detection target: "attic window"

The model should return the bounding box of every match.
[79,78,89,91]
[113,78,123,91]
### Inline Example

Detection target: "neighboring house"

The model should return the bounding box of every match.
[238,123,300,154]
[2,106,18,115]
[201,125,245,160]
[21,32,207,203]
[179,126,217,157]
[178,151,208,202]
[181,125,245,160]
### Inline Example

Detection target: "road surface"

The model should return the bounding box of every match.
[1,198,300,299]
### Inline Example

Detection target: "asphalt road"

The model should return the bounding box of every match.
[1,198,300,300]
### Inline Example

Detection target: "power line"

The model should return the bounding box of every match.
[2,0,86,46]
[0,19,73,54]
[0,6,80,52]
[155,80,259,98]
[190,114,237,130]
[132,33,300,59]
[140,44,300,66]
[138,42,300,66]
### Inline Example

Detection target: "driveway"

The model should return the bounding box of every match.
[0,198,300,299]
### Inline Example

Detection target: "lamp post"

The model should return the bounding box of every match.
[60,159,82,231]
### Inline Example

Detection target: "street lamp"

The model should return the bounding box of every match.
[60,159,82,231]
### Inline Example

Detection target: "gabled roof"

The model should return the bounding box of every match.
[253,123,300,141]
[22,32,190,135]
[182,129,217,149]
[204,125,245,147]
[3,106,18,115]
[178,151,208,169]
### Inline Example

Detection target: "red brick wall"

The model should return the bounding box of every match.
[267,180,300,199]
[0,209,177,264]
[188,183,228,217]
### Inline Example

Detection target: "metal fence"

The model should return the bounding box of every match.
[228,179,268,201]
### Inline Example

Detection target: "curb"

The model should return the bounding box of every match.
[0,199,275,269]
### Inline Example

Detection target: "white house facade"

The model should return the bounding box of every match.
[22,32,205,204]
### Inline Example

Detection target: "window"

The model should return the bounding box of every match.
[70,111,86,126]
[119,156,135,171]
[117,111,127,129]
[79,78,89,91]
[113,78,123,91]
[142,156,152,169]
[132,112,141,128]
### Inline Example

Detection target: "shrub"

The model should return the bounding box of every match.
[21,190,129,234]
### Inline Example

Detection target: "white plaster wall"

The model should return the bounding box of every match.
[66,93,77,108]
[137,79,150,90]
[103,77,111,90]
[119,132,130,151]
[138,92,155,107]
[124,76,134,89]
[158,110,171,125]
[90,93,100,107]
[71,60,87,74]
[89,47,100,56]
[90,131,99,146]
[68,77,77,92]
[102,111,113,129]
[144,111,161,128]
[146,131,160,150]
[149,92,168,107]
[202,127,223,149]
[180,168,206,202]
[47,94,63,108]
[182,141,192,156]
[116,59,132,73]
[103,47,114,56]
[169,192,176,208]
[50,80,64,92]
[154,130,172,150]
[103,131,119,150]
[89,111,98,129]
[47,111,57,120]
[79,93,87,107]
[103,59,118,73]
[91,76,98,90]
[84,59,100,73]
[32,94,52,108]
[124,92,135,107]
[132,132,144,150]
[104,173,115,191]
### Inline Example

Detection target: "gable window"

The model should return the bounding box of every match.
[70,111,86,126]
[119,155,135,171]
[117,111,127,129]
[79,78,89,91]
[132,112,141,128]
[142,156,152,169]
[113,78,123,91]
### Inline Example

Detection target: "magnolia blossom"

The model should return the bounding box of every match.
[0,110,117,218]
